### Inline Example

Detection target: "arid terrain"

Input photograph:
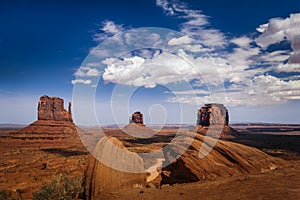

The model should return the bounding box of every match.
[0,124,299,199]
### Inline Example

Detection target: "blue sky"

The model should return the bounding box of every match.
[0,0,300,125]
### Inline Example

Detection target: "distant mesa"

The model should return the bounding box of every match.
[129,111,144,126]
[11,95,77,140]
[123,111,156,138]
[197,103,229,126]
[196,103,237,139]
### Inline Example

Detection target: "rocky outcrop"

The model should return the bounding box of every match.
[124,111,156,138]
[161,132,286,185]
[11,95,77,140]
[85,136,145,199]
[123,123,156,138]
[197,103,228,126]
[196,104,236,138]
[38,95,72,122]
[129,111,144,125]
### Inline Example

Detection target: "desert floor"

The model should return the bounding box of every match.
[0,124,299,200]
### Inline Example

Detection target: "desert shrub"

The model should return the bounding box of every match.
[32,174,84,200]
[0,190,14,200]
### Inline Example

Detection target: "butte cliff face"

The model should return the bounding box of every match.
[197,103,228,126]
[129,111,144,125]
[196,103,236,139]
[38,95,72,122]
[12,95,77,139]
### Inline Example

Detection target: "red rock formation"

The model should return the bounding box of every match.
[38,95,72,122]
[85,136,145,199]
[161,132,286,185]
[129,111,144,126]
[197,103,228,126]
[123,123,156,138]
[12,95,77,139]
[196,104,236,138]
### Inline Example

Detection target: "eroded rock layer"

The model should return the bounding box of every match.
[161,132,286,185]
[129,111,144,126]
[196,104,236,138]
[38,95,72,122]
[11,95,77,139]
[197,103,228,126]
[85,136,145,199]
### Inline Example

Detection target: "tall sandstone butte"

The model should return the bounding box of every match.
[38,95,72,122]
[14,95,77,139]
[196,103,236,138]
[123,111,156,138]
[129,111,144,125]
[197,103,229,126]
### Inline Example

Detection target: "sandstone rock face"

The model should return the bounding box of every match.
[161,132,285,185]
[196,104,236,138]
[85,136,145,199]
[123,123,156,138]
[12,95,76,139]
[38,95,72,122]
[197,103,228,126]
[129,111,144,125]
[14,120,77,139]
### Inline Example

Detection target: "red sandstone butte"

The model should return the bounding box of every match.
[196,103,236,138]
[12,95,77,139]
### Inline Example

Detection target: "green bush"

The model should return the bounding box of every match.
[32,174,84,200]
[0,190,14,200]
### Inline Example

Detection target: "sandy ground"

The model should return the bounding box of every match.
[0,125,299,199]
[104,160,300,200]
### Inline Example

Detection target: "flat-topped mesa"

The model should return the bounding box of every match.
[129,111,144,126]
[38,95,72,122]
[197,103,229,126]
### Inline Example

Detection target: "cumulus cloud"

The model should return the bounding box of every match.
[71,79,92,85]
[255,13,300,65]
[87,1,300,107]
[102,52,200,88]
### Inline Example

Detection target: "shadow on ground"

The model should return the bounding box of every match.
[229,133,300,159]
[42,148,87,157]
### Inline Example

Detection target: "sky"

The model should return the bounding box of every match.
[0,0,300,125]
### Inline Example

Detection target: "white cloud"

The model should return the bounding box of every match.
[156,0,176,15]
[168,35,193,45]
[231,36,253,48]
[255,13,300,65]
[261,50,289,63]
[156,0,226,48]
[90,3,300,108]
[102,52,200,88]
[166,75,300,106]
[277,63,300,72]
[93,20,124,42]
[71,79,92,85]
[256,23,269,33]
[75,66,100,77]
